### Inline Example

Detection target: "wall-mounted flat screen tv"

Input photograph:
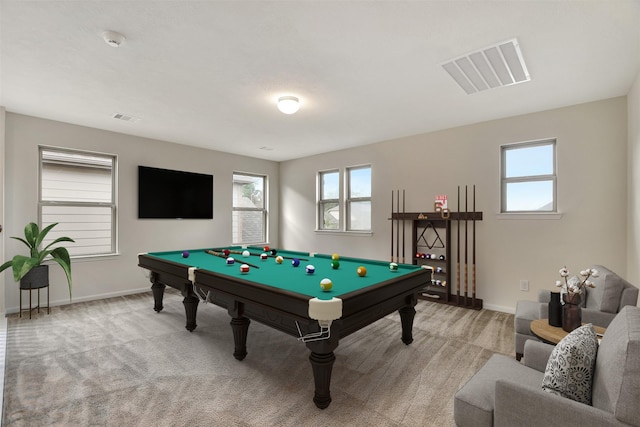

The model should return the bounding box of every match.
[138,165,213,219]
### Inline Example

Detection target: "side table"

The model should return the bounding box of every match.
[530,318,605,344]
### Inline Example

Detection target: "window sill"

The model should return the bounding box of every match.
[69,253,121,262]
[496,213,563,220]
[315,230,373,237]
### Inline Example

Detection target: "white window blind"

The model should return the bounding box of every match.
[40,147,117,256]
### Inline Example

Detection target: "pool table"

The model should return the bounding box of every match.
[138,246,431,409]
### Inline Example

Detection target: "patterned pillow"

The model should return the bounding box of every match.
[541,324,598,404]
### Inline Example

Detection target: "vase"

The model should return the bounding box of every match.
[548,291,562,327]
[562,292,582,332]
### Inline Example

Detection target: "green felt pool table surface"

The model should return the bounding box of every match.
[145,246,424,301]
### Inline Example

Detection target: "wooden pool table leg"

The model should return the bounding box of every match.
[399,305,416,345]
[228,301,250,360]
[183,294,199,332]
[305,324,340,409]
[230,317,250,360]
[399,294,418,345]
[151,281,165,313]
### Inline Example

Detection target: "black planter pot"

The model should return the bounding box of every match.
[19,264,49,290]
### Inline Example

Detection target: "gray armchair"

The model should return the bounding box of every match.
[454,305,640,427]
[514,265,638,360]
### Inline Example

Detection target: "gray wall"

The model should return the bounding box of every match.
[3,90,638,314]
[280,97,629,312]
[3,113,279,312]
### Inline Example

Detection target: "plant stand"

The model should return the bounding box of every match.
[19,265,50,318]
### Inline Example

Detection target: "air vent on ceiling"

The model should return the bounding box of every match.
[442,38,530,95]
[112,113,141,123]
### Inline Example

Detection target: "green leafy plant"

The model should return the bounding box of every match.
[0,222,75,299]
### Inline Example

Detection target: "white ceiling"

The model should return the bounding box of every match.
[1,1,639,162]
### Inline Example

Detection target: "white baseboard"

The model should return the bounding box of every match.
[4,287,151,315]
[483,303,515,314]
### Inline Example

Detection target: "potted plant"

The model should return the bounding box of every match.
[0,222,75,299]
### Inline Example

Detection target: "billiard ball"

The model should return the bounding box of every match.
[357,266,367,277]
[389,262,398,271]
[305,265,315,274]
[223,249,231,257]
[260,253,268,261]
[226,257,235,265]
[275,255,284,264]
[436,267,443,273]
[263,245,270,252]
[240,264,250,274]
[439,255,446,260]
[270,249,277,256]
[242,250,251,257]
[320,278,333,291]
[416,252,422,258]
[424,253,431,259]
[331,259,340,269]
[331,253,339,260]
[182,251,190,258]
[291,258,301,267]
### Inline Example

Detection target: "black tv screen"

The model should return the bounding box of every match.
[138,166,213,219]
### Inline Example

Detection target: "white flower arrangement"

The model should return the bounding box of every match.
[555,266,598,295]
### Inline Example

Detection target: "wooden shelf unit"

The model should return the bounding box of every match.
[391,211,483,309]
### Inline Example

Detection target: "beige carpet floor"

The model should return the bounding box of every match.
[2,290,514,426]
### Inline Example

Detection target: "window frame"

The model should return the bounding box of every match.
[346,165,372,231]
[232,172,268,244]
[500,139,557,213]
[317,165,372,232]
[317,169,341,231]
[38,145,118,258]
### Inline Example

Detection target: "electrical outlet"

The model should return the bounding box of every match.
[520,280,529,292]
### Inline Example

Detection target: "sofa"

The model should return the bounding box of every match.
[514,265,638,360]
[454,305,640,427]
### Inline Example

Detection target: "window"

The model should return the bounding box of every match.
[347,166,371,231]
[318,170,340,230]
[39,147,117,257]
[232,173,267,244]
[501,139,556,213]
[318,165,371,231]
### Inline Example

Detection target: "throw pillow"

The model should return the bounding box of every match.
[541,324,598,404]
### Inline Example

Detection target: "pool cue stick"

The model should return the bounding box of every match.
[206,250,260,269]
[391,190,395,262]
[472,185,477,307]
[396,189,400,263]
[402,189,406,264]
[456,186,461,305]
[464,185,468,306]
[213,248,307,261]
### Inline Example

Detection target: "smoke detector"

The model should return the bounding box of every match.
[103,30,126,48]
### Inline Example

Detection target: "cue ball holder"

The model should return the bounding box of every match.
[390,186,483,310]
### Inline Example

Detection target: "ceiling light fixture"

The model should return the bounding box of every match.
[277,96,300,114]
[103,30,126,48]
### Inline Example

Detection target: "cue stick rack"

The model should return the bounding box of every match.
[389,187,483,310]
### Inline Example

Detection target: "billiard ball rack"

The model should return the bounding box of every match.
[390,208,483,310]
